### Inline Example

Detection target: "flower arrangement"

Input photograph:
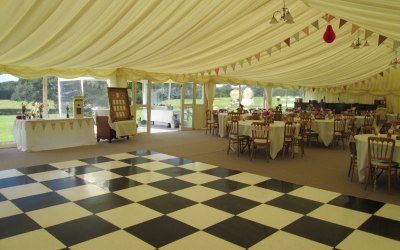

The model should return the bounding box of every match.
[314,108,325,120]
[262,111,274,123]
[388,124,400,135]
[31,102,43,119]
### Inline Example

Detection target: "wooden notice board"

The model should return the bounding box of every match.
[107,87,131,122]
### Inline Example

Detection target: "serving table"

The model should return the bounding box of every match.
[13,117,96,152]
[355,134,400,183]
[140,108,179,128]
[95,109,137,139]
[238,120,299,159]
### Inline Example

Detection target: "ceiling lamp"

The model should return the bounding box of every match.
[270,0,294,24]
[390,51,400,68]
[350,31,369,49]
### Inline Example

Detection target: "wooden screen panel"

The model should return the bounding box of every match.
[107,87,131,122]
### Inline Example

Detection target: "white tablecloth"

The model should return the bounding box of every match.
[13,118,96,152]
[311,119,334,146]
[140,109,178,126]
[355,134,400,183]
[218,113,251,137]
[238,120,299,159]
[95,109,136,137]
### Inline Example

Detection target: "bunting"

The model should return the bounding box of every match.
[239,60,244,68]
[275,43,281,51]
[302,26,309,35]
[266,48,272,56]
[69,122,74,129]
[222,66,228,74]
[231,63,236,71]
[41,122,47,130]
[351,24,360,34]
[364,30,373,39]
[60,122,66,131]
[311,20,319,30]
[255,52,261,62]
[78,119,83,128]
[85,119,90,126]
[284,38,291,47]
[378,35,387,46]
[51,123,56,130]
[293,32,300,42]
[339,19,347,29]
[214,68,219,76]
[246,57,252,65]
[379,72,384,77]
[31,122,37,131]
[393,40,400,51]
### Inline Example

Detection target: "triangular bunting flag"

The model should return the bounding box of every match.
[327,87,332,92]
[266,48,272,56]
[85,119,90,126]
[246,57,252,65]
[255,52,261,62]
[343,85,347,90]
[312,87,315,92]
[78,120,83,128]
[69,121,74,129]
[293,32,300,42]
[311,20,319,30]
[339,19,347,29]
[379,72,384,77]
[323,14,329,22]
[239,60,244,68]
[51,123,56,130]
[328,15,335,22]
[351,24,360,34]
[302,26,309,35]
[214,68,219,76]
[222,66,228,74]
[60,122,65,131]
[200,72,205,79]
[364,30,373,39]
[231,63,236,71]
[284,38,290,47]
[31,122,37,131]
[207,70,212,76]
[385,68,390,74]
[41,122,47,130]
[393,40,400,50]
[378,35,387,46]
[275,43,281,51]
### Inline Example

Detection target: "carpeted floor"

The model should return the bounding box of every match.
[1,130,399,205]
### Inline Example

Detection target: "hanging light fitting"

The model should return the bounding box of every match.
[270,0,294,24]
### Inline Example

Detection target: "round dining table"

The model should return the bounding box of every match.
[355,133,400,183]
[310,119,334,147]
[238,120,299,159]
[218,113,251,137]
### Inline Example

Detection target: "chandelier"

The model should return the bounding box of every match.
[390,51,400,68]
[350,31,369,49]
[270,0,294,24]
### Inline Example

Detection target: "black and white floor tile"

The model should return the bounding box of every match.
[1,150,400,249]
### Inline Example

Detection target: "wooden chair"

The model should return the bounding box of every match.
[211,112,219,136]
[360,125,376,134]
[227,120,250,157]
[294,121,305,156]
[273,112,283,121]
[364,137,399,192]
[250,122,271,161]
[347,133,357,182]
[301,118,319,145]
[205,110,216,134]
[251,112,261,120]
[332,118,346,149]
[364,115,374,127]
[281,122,295,159]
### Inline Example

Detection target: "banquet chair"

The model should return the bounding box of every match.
[251,112,261,120]
[281,122,296,159]
[250,122,271,161]
[364,137,399,192]
[211,112,219,136]
[332,118,346,149]
[226,112,242,137]
[227,120,250,157]
[364,115,374,127]
[360,125,376,134]
[347,133,357,182]
[294,121,305,156]
[274,112,283,121]
[205,110,216,135]
[302,118,319,145]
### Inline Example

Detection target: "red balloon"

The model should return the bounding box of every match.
[323,25,336,43]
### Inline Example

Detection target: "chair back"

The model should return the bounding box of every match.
[251,122,270,141]
[348,133,357,157]
[283,122,295,141]
[206,110,212,121]
[228,112,241,122]
[251,112,261,120]
[228,119,240,137]
[212,112,219,125]
[274,112,283,121]
[364,115,374,126]
[334,118,346,133]
[367,137,395,167]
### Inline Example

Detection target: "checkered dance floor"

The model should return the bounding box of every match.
[1,150,400,249]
